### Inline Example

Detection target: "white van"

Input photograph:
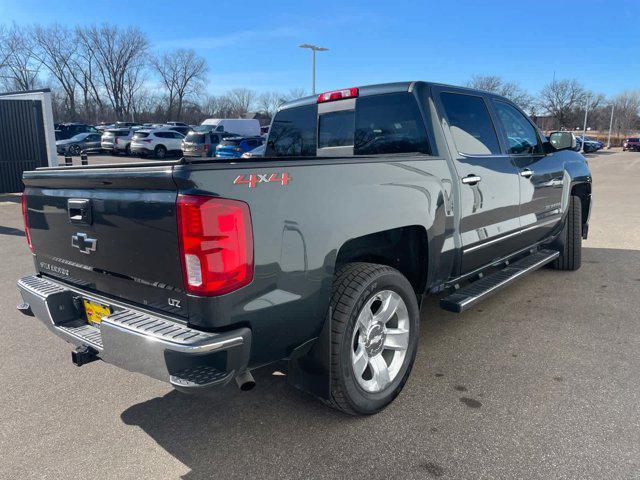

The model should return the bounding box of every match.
[200,119,260,137]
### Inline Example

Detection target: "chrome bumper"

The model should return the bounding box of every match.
[17,275,251,391]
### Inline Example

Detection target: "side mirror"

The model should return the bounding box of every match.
[549,131,576,151]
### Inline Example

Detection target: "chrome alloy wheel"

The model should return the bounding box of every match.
[350,290,410,393]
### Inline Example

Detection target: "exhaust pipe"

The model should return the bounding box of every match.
[235,370,256,391]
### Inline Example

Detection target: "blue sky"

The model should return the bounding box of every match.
[1,0,638,97]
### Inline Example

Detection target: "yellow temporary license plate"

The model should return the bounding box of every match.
[83,299,111,325]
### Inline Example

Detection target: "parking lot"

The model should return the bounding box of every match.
[1,150,639,479]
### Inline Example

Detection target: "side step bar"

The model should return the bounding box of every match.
[440,249,559,313]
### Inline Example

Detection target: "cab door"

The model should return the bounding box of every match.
[433,87,521,274]
[491,100,565,246]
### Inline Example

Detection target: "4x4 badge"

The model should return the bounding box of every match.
[71,233,97,254]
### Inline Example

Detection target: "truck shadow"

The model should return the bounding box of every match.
[120,246,640,479]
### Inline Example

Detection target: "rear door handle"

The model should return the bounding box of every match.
[461,175,481,185]
[520,168,533,178]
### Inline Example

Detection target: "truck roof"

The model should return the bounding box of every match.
[279,81,505,111]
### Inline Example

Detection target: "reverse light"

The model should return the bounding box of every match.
[317,87,359,103]
[21,193,34,253]
[176,194,254,296]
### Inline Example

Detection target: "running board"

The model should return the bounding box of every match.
[440,249,559,313]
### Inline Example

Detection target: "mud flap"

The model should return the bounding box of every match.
[286,307,332,400]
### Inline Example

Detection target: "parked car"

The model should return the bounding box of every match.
[201,118,260,136]
[622,137,640,151]
[574,136,599,153]
[181,129,227,158]
[215,136,264,158]
[18,81,592,416]
[101,128,135,155]
[165,121,189,127]
[54,123,98,141]
[55,132,103,155]
[241,143,266,158]
[130,129,185,159]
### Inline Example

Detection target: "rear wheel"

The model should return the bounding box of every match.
[154,145,167,159]
[70,144,81,155]
[551,195,582,271]
[327,262,420,415]
[124,144,131,156]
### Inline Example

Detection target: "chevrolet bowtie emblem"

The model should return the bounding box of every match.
[71,233,97,254]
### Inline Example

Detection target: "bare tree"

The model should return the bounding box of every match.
[612,90,640,135]
[538,78,587,129]
[77,25,148,118]
[0,25,41,91]
[30,24,80,117]
[226,88,257,117]
[466,75,533,111]
[257,91,286,118]
[151,48,207,120]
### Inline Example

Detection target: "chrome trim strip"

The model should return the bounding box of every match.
[463,217,560,254]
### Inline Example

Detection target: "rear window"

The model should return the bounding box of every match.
[185,133,205,142]
[266,105,317,156]
[133,132,149,139]
[354,93,429,155]
[318,110,355,148]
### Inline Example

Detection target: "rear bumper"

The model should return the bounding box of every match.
[16,275,251,392]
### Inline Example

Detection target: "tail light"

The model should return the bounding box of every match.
[317,87,358,103]
[176,194,253,296]
[115,137,119,145]
[21,193,34,253]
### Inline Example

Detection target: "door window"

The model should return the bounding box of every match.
[354,93,430,155]
[440,92,501,155]
[493,101,542,155]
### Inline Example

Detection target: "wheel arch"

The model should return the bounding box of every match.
[334,225,430,297]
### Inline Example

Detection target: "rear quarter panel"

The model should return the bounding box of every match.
[174,156,455,366]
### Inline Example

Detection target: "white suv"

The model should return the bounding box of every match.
[101,128,135,155]
[130,129,185,159]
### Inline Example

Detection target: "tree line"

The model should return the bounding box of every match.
[1,22,638,134]
[0,23,305,125]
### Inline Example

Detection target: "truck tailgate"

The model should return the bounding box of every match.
[23,164,187,318]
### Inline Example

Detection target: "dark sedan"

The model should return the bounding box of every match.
[55,132,103,155]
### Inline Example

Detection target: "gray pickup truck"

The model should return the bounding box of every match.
[17,81,591,415]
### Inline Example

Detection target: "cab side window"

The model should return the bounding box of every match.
[493,101,542,155]
[440,92,501,155]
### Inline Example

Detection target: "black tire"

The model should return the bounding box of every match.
[327,262,420,415]
[70,144,81,155]
[551,195,582,271]
[154,145,167,159]
[124,144,131,156]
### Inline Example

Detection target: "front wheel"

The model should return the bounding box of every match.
[327,263,420,415]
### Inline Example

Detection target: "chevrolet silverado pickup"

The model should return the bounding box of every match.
[17,81,592,415]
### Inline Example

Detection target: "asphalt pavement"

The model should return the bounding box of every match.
[1,150,639,479]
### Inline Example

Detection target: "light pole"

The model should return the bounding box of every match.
[299,44,328,95]
[581,96,590,154]
[606,103,615,149]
